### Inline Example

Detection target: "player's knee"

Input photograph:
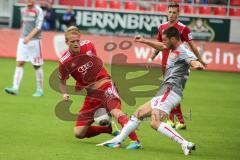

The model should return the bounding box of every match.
[110,108,124,120]
[150,120,160,130]
[17,61,25,67]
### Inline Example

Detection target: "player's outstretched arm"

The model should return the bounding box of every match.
[190,60,205,70]
[59,80,69,101]
[188,41,206,66]
[134,36,166,51]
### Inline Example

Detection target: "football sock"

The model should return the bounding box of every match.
[117,115,139,141]
[157,122,185,145]
[169,109,175,122]
[35,67,43,91]
[175,104,185,124]
[115,115,141,143]
[84,126,112,138]
[13,66,23,89]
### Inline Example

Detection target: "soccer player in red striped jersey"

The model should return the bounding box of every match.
[148,2,205,130]
[58,26,142,149]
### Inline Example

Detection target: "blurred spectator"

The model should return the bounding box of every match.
[186,0,194,3]
[42,2,56,30]
[60,6,76,31]
[195,0,208,4]
[187,0,208,4]
[208,0,227,5]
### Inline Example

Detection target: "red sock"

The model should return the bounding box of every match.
[84,126,112,138]
[175,104,185,124]
[169,108,175,122]
[118,115,139,141]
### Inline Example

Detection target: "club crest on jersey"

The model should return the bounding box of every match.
[77,61,93,75]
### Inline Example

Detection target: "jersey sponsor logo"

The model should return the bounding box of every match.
[28,12,37,17]
[77,61,93,75]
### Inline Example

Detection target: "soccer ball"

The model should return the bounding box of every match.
[93,108,111,126]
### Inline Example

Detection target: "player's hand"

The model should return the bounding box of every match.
[134,35,145,43]
[200,59,207,67]
[191,61,205,70]
[23,37,30,44]
[63,93,70,101]
[146,58,152,70]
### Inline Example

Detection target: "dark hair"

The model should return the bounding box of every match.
[163,27,180,40]
[168,2,179,11]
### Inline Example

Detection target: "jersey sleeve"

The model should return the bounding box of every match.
[80,40,98,56]
[156,25,162,41]
[58,63,70,81]
[179,51,197,65]
[35,7,44,30]
[89,42,98,56]
[182,26,193,42]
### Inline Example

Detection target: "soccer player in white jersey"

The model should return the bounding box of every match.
[97,27,205,155]
[5,0,44,97]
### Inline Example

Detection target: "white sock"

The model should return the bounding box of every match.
[157,122,185,145]
[115,116,141,143]
[13,67,23,90]
[35,67,43,91]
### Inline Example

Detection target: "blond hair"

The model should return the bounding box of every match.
[65,26,80,41]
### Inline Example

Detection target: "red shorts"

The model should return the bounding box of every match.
[75,81,121,126]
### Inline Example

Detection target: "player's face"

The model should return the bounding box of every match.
[26,0,35,7]
[66,34,80,54]
[168,7,179,23]
[162,34,172,49]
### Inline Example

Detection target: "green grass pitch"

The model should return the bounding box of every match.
[0,58,240,160]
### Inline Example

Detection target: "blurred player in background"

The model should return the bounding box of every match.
[58,26,142,149]
[5,0,44,97]
[98,27,205,155]
[148,2,205,130]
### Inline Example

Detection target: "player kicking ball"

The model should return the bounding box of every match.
[58,26,142,149]
[97,27,205,155]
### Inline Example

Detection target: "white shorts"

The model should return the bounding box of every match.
[16,38,43,66]
[150,89,181,115]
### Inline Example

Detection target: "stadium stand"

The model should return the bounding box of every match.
[9,0,240,18]
[230,0,240,6]
[213,6,226,16]
[124,1,138,11]
[95,0,108,9]
[199,5,212,15]
[229,8,240,16]
[109,1,121,9]
[59,0,92,7]
[184,4,197,14]
[155,3,167,12]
